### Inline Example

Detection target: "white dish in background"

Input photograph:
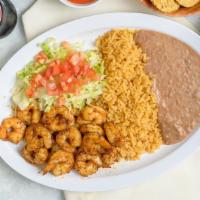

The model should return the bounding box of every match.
[59,0,101,8]
[0,13,200,192]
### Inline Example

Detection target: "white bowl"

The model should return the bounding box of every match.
[59,0,101,8]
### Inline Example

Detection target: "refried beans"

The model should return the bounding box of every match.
[135,30,200,144]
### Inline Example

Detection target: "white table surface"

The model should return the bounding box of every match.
[0,1,199,200]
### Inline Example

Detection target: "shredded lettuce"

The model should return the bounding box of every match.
[40,38,70,60]
[12,80,32,109]
[12,38,106,112]
[64,80,105,110]
[86,50,104,75]
[39,95,56,112]
[71,41,84,51]
[40,38,83,60]
[17,62,47,85]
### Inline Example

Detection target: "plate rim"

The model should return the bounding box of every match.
[0,12,200,192]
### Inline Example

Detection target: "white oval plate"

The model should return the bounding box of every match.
[0,13,200,192]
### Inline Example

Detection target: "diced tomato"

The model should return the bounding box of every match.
[78,77,89,86]
[87,68,98,80]
[83,62,90,71]
[73,64,80,75]
[60,60,72,72]
[26,87,34,98]
[67,83,76,94]
[78,61,90,76]
[47,82,57,90]
[30,48,100,96]
[33,74,47,88]
[52,65,60,76]
[30,79,37,88]
[49,76,55,82]
[68,79,82,94]
[47,89,60,96]
[60,71,74,83]
[34,74,43,84]
[69,53,81,66]
[40,78,47,87]
[44,68,52,79]
[61,41,69,49]
[60,81,68,92]
[35,51,48,63]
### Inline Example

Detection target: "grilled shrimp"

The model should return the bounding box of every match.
[81,106,106,125]
[79,124,104,136]
[75,152,102,176]
[102,148,118,168]
[16,104,41,125]
[56,127,81,152]
[42,106,74,131]
[104,122,121,146]
[76,116,90,125]
[43,150,74,176]
[82,133,111,155]
[0,117,26,144]
[25,124,52,150]
[22,146,48,165]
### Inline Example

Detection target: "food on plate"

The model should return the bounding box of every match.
[0,117,26,144]
[56,127,82,149]
[96,29,162,160]
[0,30,163,176]
[135,30,200,144]
[22,146,49,165]
[79,124,104,136]
[24,123,53,150]
[149,0,199,13]
[42,106,75,131]
[74,152,102,176]
[150,0,180,12]
[42,150,74,176]
[1,28,200,177]
[16,104,41,125]
[12,38,105,112]
[80,105,106,124]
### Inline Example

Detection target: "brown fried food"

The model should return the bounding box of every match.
[81,106,106,125]
[22,146,48,165]
[76,116,90,125]
[56,127,81,152]
[43,150,74,176]
[102,148,119,168]
[176,0,200,7]
[104,122,121,146]
[0,117,26,144]
[82,133,111,155]
[16,104,41,125]
[42,106,74,131]
[80,124,104,136]
[151,0,180,12]
[25,123,52,151]
[75,152,102,176]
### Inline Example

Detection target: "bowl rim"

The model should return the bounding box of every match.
[139,0,200,17]
[59,0,101,8]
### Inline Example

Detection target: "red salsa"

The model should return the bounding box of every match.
[68,0,96,4]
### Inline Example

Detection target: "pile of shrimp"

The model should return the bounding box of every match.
[0,104,120,176]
